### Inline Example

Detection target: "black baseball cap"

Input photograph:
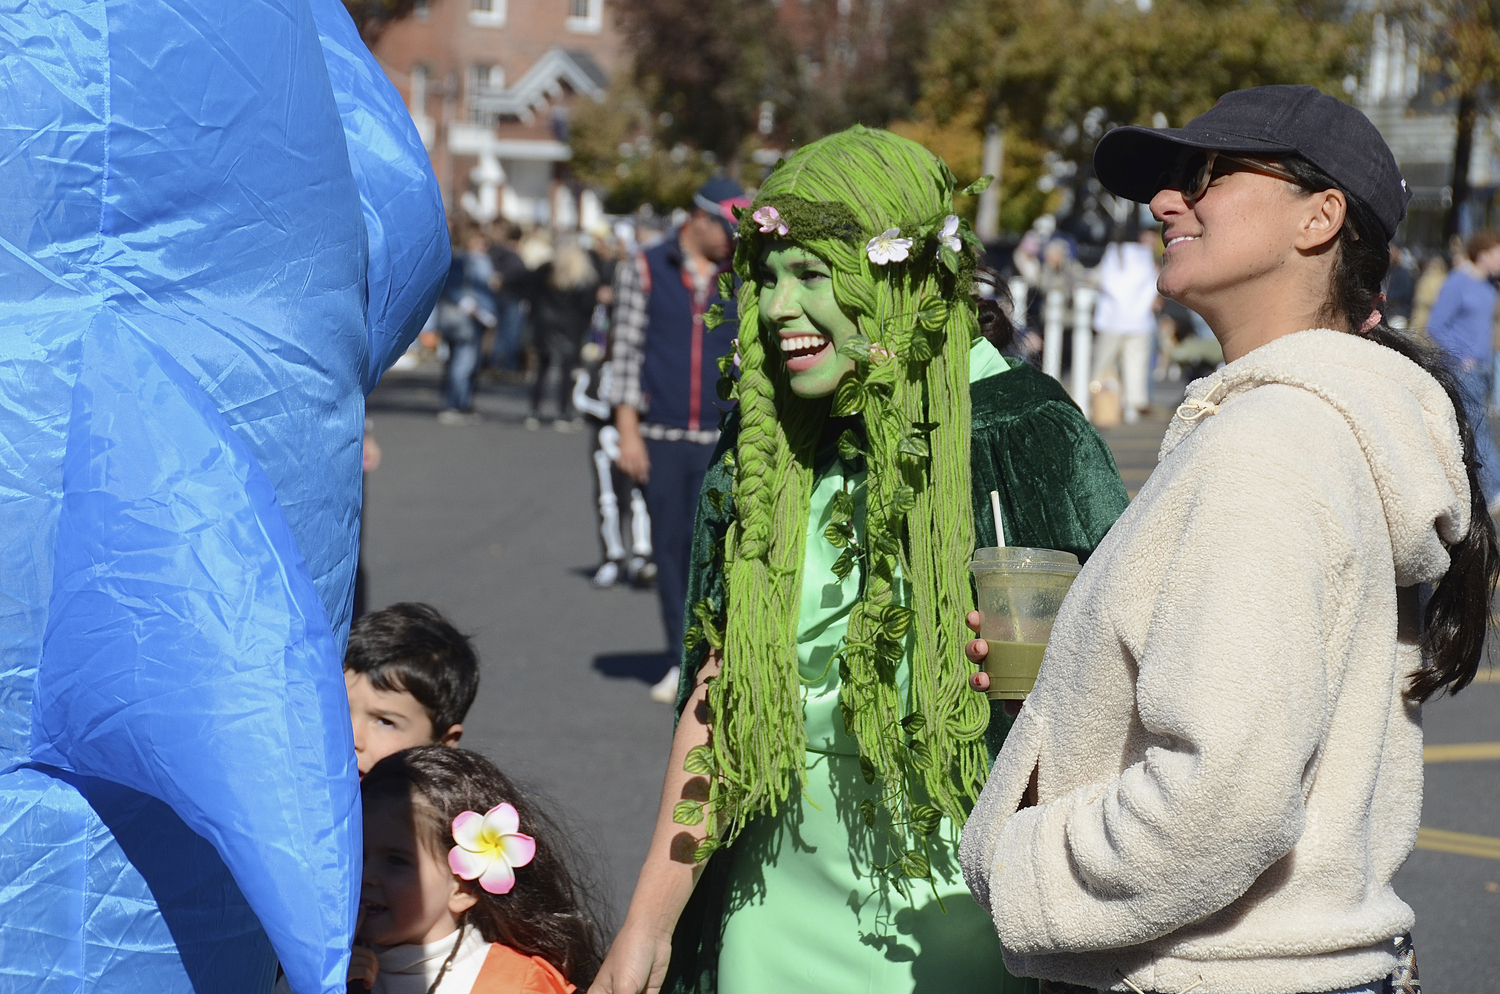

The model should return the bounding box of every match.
[1094,85,1412,241]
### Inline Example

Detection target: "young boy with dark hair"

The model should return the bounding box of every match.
[343,602,479,775]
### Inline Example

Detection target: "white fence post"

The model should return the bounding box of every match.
[1071,285,1096,421]
[1042,288,1065,382]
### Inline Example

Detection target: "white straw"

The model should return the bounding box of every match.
[989,490,1006,548]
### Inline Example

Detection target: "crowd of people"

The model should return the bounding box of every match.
[12,5,1500,991]
[339,90,1500,994]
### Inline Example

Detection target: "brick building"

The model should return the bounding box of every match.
[370,0,621,228]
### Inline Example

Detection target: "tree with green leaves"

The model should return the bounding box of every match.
[614,0,801,175]
[568,78,718,213]
[922,0,1364,232]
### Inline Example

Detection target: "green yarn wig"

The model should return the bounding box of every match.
[701,126,990,865]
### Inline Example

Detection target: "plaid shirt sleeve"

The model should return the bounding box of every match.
[607,252,648,412]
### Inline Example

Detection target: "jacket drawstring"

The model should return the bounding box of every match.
[1176,381,1228,422]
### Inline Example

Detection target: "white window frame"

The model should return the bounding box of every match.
[472,64,504,91]
[469,0,506,28]
[566,0,602,34]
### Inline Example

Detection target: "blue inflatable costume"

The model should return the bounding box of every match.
[0,2,448,992]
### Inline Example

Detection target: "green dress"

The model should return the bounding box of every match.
[667,342,1128,994]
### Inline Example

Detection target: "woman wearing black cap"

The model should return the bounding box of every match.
[960,85,1496,994]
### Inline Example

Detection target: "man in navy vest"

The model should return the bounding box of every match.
[608,178,747,702]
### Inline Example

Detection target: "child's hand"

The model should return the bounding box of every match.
[347,945,378,991]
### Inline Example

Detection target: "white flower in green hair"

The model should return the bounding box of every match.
[938,215,962,253]
[865,228,912,266]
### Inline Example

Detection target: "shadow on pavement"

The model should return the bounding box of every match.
[593,652,674,685]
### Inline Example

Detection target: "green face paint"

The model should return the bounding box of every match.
[755,243,860,399]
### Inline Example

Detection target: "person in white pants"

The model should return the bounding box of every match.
[1092,228,1160,422]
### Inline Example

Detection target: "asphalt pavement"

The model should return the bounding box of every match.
[363,364,1498,990]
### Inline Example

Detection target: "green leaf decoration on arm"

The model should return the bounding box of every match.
[704,303,726,331]
[672,800,706,826]
[961,175,993,197]
[837,428,863,462]
[692,838,720,863]
[691,598,723,650]
[683,744,715,776]
[717,271,736,300]
[832,378,865,417]
[829,489,854,524]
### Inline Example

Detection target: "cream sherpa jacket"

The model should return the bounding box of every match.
[960,330,1469,994]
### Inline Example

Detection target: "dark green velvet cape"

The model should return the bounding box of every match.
[663,359,1128,994]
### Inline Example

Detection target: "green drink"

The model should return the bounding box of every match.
[968,547,1080,701]
[985,642,1048,698]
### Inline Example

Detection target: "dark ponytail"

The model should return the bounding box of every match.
[1283,157,1498,701]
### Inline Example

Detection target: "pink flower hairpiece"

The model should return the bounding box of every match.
[752,205,789,237]
[448,803,536,895]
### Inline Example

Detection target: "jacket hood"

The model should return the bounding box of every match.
[1162,328,1469,587]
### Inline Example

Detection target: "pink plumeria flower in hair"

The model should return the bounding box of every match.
[752,205,789,236]
[448,803,536,895]
[865,228,912,265]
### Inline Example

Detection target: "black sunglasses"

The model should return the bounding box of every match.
[1164,151,1300,202]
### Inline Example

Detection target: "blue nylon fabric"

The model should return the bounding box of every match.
[0,0,447,992]
[307,0,449,393]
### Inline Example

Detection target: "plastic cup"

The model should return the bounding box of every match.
[968,547,1081,700]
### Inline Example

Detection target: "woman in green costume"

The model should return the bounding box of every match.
[589,127,1127,994]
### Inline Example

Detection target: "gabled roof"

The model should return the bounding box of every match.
[471,47,606,122]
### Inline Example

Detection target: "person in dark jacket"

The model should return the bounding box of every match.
[519,236,600,430]
[486,222,529,375]
[607,178,748,701]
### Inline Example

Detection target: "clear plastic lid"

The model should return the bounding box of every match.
[968,545,1081,576]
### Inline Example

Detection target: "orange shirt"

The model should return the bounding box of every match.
[469,942,574,994]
